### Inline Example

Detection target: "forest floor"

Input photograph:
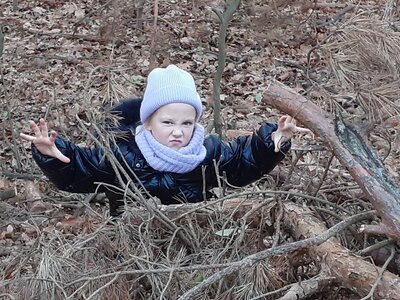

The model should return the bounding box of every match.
[1,0,400,299]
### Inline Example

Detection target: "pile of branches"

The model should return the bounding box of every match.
[0,191,386,300]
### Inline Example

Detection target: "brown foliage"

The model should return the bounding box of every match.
[1,0,400,299]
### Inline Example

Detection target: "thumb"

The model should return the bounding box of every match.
[272,131,283,153]
[54,149,70,164]
[56,154,71,164]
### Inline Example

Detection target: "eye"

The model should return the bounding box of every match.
[162,121,173,125]
[183,121,193,126]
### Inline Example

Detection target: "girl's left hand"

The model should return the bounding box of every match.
[272,115,310,152]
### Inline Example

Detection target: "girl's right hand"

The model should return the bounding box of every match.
[20,118,71,163]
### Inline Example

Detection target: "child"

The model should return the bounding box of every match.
[20,65,306,216]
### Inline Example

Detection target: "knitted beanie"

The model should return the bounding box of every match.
[140,65,202,123]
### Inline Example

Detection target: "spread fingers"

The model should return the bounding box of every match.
[20,132,36,142]
[29,120,42,137]
[39,118,49,137]
[295,127,311,133]
[49,131,57,143]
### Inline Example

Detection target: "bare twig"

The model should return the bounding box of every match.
[277,276,337,300]
[211,0,241,137]
[272,197,284,248]
[358,239,394,256]
[360,245,396,300]
[212,159,222,197]
[312,153,334,197]
[148,0,159,68]
[86,273,119,300]
[172,189,353,222]
[0,25,4,58]
[66,262,233,287]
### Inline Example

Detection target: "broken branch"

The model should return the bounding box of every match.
[263,80,400,241]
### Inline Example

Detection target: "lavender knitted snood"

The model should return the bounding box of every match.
[135,124,207,173]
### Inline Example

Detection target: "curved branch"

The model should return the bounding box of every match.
[263,80,400,241]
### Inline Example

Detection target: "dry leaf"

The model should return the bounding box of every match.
[1,225,14,239]
[24,181,41,201]
[30,200,51,213]
[56,216,85,233]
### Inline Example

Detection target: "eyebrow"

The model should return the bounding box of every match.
[160,117,195,123]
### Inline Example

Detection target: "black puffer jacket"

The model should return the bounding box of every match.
[32,99,290,211]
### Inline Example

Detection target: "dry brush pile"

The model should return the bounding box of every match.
[1,0,400,299]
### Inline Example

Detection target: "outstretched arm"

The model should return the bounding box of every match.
[20,119,116,193]
[204,116,310,188]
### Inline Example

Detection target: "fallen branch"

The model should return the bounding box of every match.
[263,80,400,241]
[24,28,112,43]
[284,203,400,299]
[178,208,374,300]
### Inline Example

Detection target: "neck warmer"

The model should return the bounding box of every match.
[134,124,207,173]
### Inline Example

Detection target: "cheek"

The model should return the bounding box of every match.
[184,127,195,137]
[157,126,174,140]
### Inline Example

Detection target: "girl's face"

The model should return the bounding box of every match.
[145,103,196,150]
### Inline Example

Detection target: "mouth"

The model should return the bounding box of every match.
[170,140,182,144]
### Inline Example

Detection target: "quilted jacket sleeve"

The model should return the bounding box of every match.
[32,137,116,193]
[203,122,290,187]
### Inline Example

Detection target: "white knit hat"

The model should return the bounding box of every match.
[140,65,202,123]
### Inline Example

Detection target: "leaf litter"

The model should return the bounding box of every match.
[1,0,400,299]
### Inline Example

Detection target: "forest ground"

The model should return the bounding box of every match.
[1,0,400,299]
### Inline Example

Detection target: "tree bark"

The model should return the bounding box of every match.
[284,202,400,299]
[263,80,400,241]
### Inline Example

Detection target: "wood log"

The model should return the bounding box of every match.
[284,202,400,299]
[172,199,400,299]
[263,80,400,241]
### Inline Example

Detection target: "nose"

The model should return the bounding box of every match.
[172,127,183,137]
